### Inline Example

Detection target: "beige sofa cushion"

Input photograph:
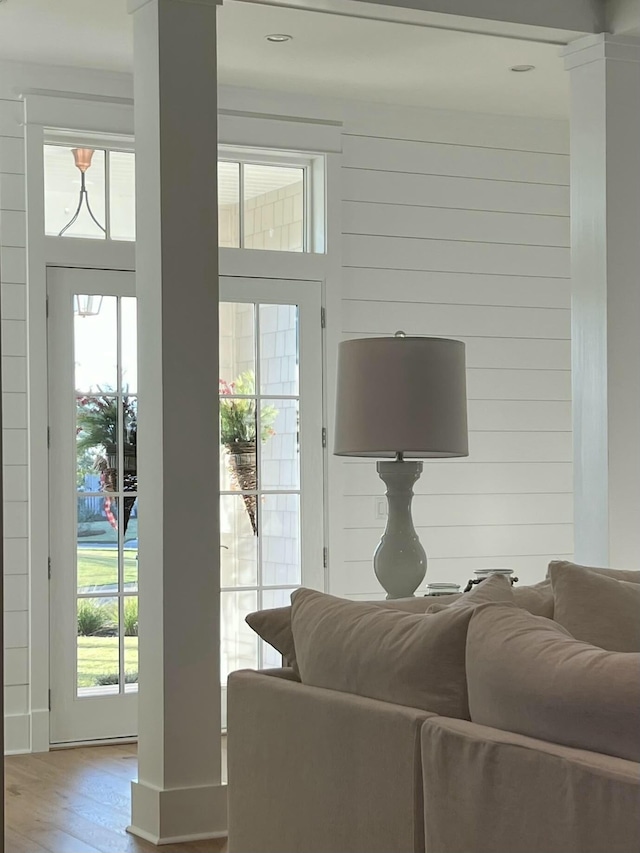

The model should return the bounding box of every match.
[466,604,640,763]
[549,563,640,652]
[290,581,514,718]
[548,559,640,584]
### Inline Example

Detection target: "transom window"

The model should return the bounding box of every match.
[218,158,308,252]
[43,138,322,253]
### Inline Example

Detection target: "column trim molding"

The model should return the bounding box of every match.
[562,33,640,70]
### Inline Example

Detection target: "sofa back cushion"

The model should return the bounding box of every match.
[548,559,640,584]
[290,577,515,718]
[549,563,640,652]
[466,605,640,763]
[426,578,553,618]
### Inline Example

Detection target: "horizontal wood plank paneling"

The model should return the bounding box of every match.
[3,538,28,575]
[342,135,570,184]
[343,300,570,340]
[343,234,570,278]
[342,268,570,309]
[344,493,573,529]
[342,168,569,216]
[344,523,573,563]
[466,369,570,401]
[343,108,569,154]
[343,462,573,496]
[337,555,565,596]
[343,201,569,247]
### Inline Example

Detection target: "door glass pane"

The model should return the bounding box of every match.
[219,161,240,248]
[220,399,257,495]
[260,399,300,491]
[220,495,258,587]
[124,596,139,693]
[109,151,136,242]
[74,296,117,392]
[243,164,304,252]
[44,145,106,239]
[77,596,119,694]
[259,304,299,395]
[77,395,120,490]
[221,590,258,682]
[121,297,138,393]
[77,496,118,593]
[219,302,255,387]
[124,499,138,592]
[262,494,301,586]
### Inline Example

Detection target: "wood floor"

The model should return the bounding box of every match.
[5,744,228,853]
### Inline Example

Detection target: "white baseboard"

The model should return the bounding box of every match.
[4,712,31,754]
[129,779,228,843]
[127,825,228,845]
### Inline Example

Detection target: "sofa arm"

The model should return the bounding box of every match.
[421,717,640,853]
[227,669,436,853]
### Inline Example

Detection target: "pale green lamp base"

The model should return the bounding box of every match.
[373,458,427,599]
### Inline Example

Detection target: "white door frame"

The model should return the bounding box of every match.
[47,266,138,744]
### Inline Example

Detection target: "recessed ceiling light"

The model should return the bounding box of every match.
[266,34,292,43]
[510,65,535,73]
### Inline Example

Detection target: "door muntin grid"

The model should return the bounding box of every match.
[220,301,302,678]
[74,295,138,696]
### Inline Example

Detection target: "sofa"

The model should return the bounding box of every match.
[227,562,640,853]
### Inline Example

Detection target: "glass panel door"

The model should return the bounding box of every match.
[219,278,324,714]
[49,268,138,743]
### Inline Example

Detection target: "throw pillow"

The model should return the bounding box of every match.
[549,563,640,652]
[548,559,640,584]
[425,572,514,613]
[290,588,510,718]
[466,604,640,763]
[245,605,298,670]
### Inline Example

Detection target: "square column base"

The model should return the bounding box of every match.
[128,780,228,845]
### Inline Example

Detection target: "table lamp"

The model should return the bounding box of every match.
[334,333,469,599]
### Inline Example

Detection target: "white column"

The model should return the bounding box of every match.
[127,0,226,844]
[563,35,640,567]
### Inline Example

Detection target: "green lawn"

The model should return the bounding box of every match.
[77,548,138,590]
[77,636,138,689]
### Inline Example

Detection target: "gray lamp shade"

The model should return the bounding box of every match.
[333,336,469,458]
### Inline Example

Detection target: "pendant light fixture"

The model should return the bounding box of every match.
[58,148,106,237]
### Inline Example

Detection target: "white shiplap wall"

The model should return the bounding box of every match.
[1,95,30,752]
[333,113,572,597]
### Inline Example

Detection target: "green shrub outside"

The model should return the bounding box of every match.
[77,599,116,636]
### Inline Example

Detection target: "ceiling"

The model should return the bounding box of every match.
[0,0,569,118]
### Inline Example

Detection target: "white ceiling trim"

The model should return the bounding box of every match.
[233,0,594,44]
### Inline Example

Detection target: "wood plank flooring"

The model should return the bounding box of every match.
[5,744,228,852]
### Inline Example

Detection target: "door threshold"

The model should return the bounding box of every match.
[50,736,138,750]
